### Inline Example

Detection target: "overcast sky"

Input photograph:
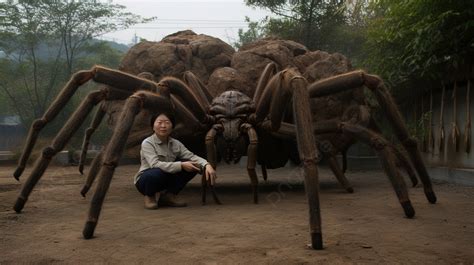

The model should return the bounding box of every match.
[102,0,273,45]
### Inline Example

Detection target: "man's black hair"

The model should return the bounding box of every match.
[150,111,176,128]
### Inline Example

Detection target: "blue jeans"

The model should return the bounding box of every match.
[135,168,197,197]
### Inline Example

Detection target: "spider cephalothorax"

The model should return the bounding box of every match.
[209,90,255,163]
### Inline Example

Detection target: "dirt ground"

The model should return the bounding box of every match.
[0,163,473,264]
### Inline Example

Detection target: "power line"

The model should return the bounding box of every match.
[108,19,251,24]
[129,26,248,29]
[152,19,250,22]
[109,19,251,22]
[138,22,248,25]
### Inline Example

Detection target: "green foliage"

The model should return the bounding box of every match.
[0,0,152,148]
[0,57,61,123]
[44,0,154,74]
[244,0,348,50]
[263,16,301,41]
[234,16,265,49]
[240,0,473,101]
[240,0,369,63]
[363,0,474,93]
[407,111,432,142]
[76,41,125,69]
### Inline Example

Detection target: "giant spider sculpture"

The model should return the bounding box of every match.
[11,62,437,250]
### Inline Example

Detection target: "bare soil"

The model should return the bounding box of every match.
[1,164,473,264]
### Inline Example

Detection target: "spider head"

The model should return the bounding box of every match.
[210,91,255,164]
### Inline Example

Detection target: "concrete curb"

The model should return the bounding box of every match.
[428,167,474,186]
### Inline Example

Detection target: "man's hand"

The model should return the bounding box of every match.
[181,161,200,172]
[205,164,217,185]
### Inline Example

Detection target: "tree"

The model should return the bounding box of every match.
[0,1,53,122]
[46,0,154,75]
[245,0,346,49]
[0,0,153,129]
[363,0,474,95]
[239,0,369,63]
[234,16,265,49]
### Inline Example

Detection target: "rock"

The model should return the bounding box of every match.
[301,51,353,82]
[119,30,234,83]
[105,32,366,159]
[231,38,308,89]
[207,67,254,97]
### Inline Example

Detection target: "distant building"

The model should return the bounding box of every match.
[0,115,26,151]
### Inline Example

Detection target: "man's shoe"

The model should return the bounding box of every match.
[144,195,158,210]
[158,193,187,207]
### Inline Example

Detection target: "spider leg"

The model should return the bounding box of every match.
[83,90,172,239]
[341,123,415,218]
[203,127,216,205]
[80,71,156,179]
[276,116,415,216]
[183,71,213,105]
[391,145,419,187]
[210,183,222,205]
[14,70,94,180]
[273,118,413,190]
[80,149,104,197]
[78,72,157,175]
[311,120,415,217]
[309,71,436,204]
[261,164,268,181]
[14,90,106,213]
[266,121,353,192]
[14,66,158,180]
[317,140,353,192]
[80,130,152,197]
[290,74,323,250]
[255,69,323,249]
[341,148,348,173]
[200,174,207,205]
[326,154,354,193]
[255,70,291,127]
[78,103,106,175]
[203,126,222,205]
[369,117,418,187]
[158,77,209,122]
[365,74,435,202]
[241,123,259,204]
[254,62,278,106]
[171,95,205,130]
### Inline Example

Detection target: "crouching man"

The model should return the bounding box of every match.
[134,112,217,209]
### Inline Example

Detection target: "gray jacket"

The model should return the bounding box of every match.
[134,134,208,184]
